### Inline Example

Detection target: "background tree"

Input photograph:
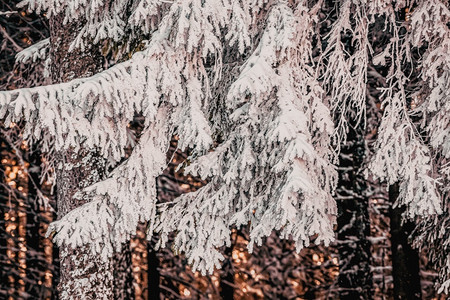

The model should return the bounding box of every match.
[0,2,55,298]
[389,183,422,300]
[412,0,450,295]
[319,1,373,298]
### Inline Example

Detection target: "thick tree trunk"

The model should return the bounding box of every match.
[49,13,132,300]
[389,183,422,300]
[336,126,373,299]
[54,149,114,299]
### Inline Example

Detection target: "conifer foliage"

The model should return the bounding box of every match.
[0,0,449,296]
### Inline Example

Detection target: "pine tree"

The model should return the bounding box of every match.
[320,1,373,297]
[0,0,449,297]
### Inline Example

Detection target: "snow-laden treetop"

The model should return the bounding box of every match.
[0,0,448,282]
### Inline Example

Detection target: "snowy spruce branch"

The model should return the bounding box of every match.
[369,2,442,218]
[44,0,230,261]
[0,0,449,282]
[15,38,50,64]
[321,0,370,149]
[408,1,450,293]
[157,1,338,274]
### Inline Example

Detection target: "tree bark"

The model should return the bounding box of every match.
[25,148,48,298]
[389,183,422,300]
[336,126,373,300]
[113,242,135,300]
[49,13,132,300]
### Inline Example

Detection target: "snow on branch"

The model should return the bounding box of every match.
[19,0,166,50]
[15,38,50,64]
[370,94,441,217]
[321,0,371,151]
[157,0,337,275]
[408,0,450,293]
[3,0,448,279]
[1,0,230,163]
[411,1,450,159]
[40,0,235,260]
[0,55,146,162]
[47,108,171,260]
[369,5,442,218]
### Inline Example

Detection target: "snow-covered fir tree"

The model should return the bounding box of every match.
[0,0,449,297]
[411,0,450,295]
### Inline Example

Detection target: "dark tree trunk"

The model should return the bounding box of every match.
[336,125,373,300]
[49,13,132,299]
[389,183,422,300]
[25,148,47,298]
[148,239,161,300]
[219,246,235,300]
[52,237,59,300]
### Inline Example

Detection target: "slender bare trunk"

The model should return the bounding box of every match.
[25,148,51,298]
[148,238,161,300]
[336,124,373,299]
[389,183,422,300]
[219,246,235,300]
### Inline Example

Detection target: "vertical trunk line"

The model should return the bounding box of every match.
[219,246,235,300]
[25,148,45,297]
[147,238,161,300]
[336,126,373,299]
[389,183,422,300]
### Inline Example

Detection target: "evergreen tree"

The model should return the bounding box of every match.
[412,1,450,294]
[0,139,11,298]
[0,0,448,297]
[320,1,373,297]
